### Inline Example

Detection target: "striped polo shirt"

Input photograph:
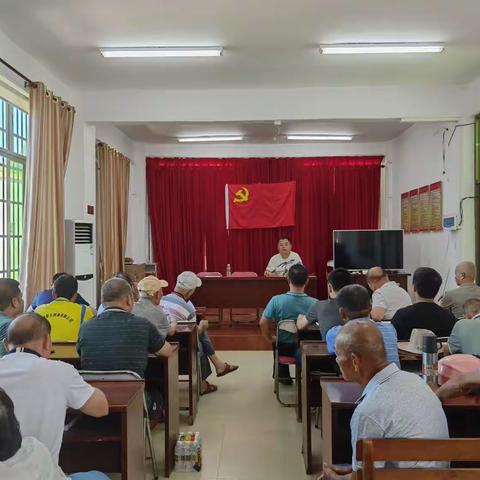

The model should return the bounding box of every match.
[161,293,197,322]
[77,308,165,377]
[326,317,401,368]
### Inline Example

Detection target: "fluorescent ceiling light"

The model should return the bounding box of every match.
[320,43,444,55]
[287,135,353,141]
[100,46,223,58]
[178,136,243,143]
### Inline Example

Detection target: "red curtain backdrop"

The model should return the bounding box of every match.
[146,156,382,298]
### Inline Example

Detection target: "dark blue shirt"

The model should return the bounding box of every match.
[77,309,165,377]
[31,289,90,310]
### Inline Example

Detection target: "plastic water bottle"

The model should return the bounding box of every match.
[226,264,232,277]
[422,334,438,385]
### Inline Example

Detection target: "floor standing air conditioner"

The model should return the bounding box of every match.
[64,220,95,306]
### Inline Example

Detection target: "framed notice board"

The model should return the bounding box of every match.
[401,181,442,233]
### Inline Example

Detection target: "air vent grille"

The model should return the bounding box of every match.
[74,223,93,244]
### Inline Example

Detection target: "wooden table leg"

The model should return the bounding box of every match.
[296,363,302,423]
[302,355,312,474]
[124,389,145,479]
[188,331,198,425]
[164,349,180,477]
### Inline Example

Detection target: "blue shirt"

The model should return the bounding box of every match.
[351,363,449,471]
[326,318,401,368]
[31,289,90,310]
[0,311,12,357]
[263,292,316,343]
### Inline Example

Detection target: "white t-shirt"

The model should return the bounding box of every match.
[0,437,68,480]
[0,351,94,463]
[266,252,303,276]
[372,281,412,320]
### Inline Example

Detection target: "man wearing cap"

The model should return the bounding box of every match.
[161,271,239,395]
[133,275,175,337]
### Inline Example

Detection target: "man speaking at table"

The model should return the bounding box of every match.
[264,237,303,277]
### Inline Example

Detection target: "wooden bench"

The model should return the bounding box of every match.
[356,438,480,479]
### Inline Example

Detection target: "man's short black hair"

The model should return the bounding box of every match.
[413,267,442,299]
[327,268,353,293]
[52,272,68,283]
[53,274,78,299]
[337,285,371,319]
[114,272,134,288]
[278,237,292,244]
[0,279,21,311]
[287,264,308,287]
[0,388,22,461]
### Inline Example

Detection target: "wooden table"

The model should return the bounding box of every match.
[145,347,180,477]
[320,378,480,467]
[300,341,339,474]
[53,344,180,477]
[190,276,318,308]
[60,380,145,480]
[167,323,199,424]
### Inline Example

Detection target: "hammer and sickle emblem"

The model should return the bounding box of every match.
[233,186,250,204]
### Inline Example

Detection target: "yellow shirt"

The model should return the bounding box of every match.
[35,298,94,342]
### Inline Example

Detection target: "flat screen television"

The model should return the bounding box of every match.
[333,230,404,270]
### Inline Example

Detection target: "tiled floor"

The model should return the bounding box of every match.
[149,351,316,480]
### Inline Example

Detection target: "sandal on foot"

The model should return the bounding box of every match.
[217,363,239,377]
[200,382,218,395]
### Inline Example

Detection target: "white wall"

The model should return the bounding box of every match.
[390,121,476,294]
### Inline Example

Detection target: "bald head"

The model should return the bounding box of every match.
[101,277,133,311]
[366,267,389,291]
[335,320,387,364]
[456,261,476,284]
[7,313,51,348]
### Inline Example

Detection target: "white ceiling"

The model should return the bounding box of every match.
[1,0,480,90]
[114,119,413,144]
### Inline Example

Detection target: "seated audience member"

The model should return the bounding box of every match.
[264,237,303,277]
[391,267,457,340]
[367,267,412,321]
[0,313,108,464]
[447,298,480,355]
[133,275,176,337]
[325,285,400,368]
[0,279,24,357]
[29,272,90,311]
[297,268,352,339]
[260,264,316,384]
[78,278,175,378]
[321,321,449,480]
[35,274,95,342]
[436,369,480,401]
[97,271,139,315]
[440,261,480,318]
[161,271,238,395]
[0,388,108,480]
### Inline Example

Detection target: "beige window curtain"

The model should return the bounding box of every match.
[21,82,75,304]
[96,143,130,284]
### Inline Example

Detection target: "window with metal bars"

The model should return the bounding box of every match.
[0,96,27,280]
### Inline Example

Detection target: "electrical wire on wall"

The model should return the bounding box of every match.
[458,195,479,226]
[440,122,475,175]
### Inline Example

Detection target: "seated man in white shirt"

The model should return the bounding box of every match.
[264,237,303,277]
[366,267,412,321]
[321,320,449,480]
[0,387,109,480]
[0,313,109,468]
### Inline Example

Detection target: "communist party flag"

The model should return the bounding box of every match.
[225,181,296,229]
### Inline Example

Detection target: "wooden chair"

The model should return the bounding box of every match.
[274,319,298,407]
[196,272,224,324]
[356,438,480,479]
[230,271,259,325]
